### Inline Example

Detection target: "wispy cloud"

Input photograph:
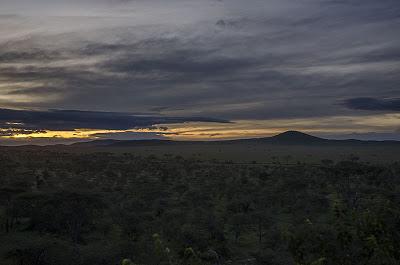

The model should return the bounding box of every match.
[344,97,400,111]
[0,108,229,132]
[0,0,399,141]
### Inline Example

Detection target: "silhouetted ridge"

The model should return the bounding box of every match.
[269,131,325,144]
[67,130,400,148]
[70,139,121,147]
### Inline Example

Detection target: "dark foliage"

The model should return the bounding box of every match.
[0,150,399,265]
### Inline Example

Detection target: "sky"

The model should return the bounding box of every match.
[0,0,399,145]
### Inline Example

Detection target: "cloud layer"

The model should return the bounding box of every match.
[344,97,400,111]
[0,108,228,132]
[0,0,399,141]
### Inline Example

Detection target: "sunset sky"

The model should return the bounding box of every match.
[0,0,399,145]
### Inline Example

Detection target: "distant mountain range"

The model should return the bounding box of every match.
[69,131,400,148]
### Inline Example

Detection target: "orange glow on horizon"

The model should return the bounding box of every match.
[1,113,399,141]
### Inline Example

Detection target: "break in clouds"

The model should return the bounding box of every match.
[0,0,399,141]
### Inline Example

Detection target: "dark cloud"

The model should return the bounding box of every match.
[106,54,255,77]
[0,129,46,137]
[0,0,399,136]
[0,108,229,131]
[0,49,63,63]
[6,86,64,95]
[344,97,400,111]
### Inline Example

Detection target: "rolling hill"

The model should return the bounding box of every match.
[4,131,400,163]
[69,130,400,147]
